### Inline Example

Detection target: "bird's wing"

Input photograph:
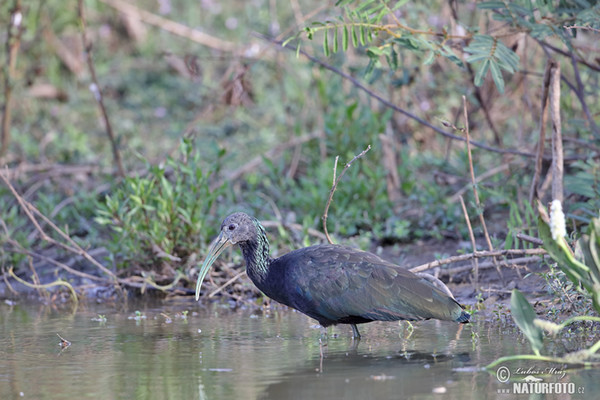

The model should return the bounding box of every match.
[278,245,462,324]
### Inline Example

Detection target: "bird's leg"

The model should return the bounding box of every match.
[350,324,361,340]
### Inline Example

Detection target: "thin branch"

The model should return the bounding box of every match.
[516,232,544,246]
[441,256,543,277]
[208,271,246,298]
[459,195,479,284]
[568,50,599,137]
[1,0,23,158]
[466,64,502,146]
[0,170,119,282]
[538,40,600,73]
[265,36,538,159]
[449,163,509,203]
[77,0,125,177]
[529,60,554,205]
[563,25,600,33]
[261,220,328,241]
[462,96,500,280]
[409,248,547,274]
[322,145,371,244]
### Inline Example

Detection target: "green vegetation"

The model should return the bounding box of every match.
[94,138,226,269]
[0,0,598,319]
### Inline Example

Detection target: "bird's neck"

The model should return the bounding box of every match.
[239,220,271,284]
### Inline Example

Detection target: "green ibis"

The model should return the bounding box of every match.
[195,212,470,338]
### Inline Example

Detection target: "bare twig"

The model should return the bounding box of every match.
[261,220,327,241]
[516,232,544,246]
[0,170,119,282]
[459,195,479,284]
[462,97,494,253]
[549,62,563,202]
[563,25,600,33]
[77,0,125,177]
[529,60,554,205]
[466,64,502,146]
[6,241,110,283]
[322,145,371,244]
[208,271,246,298]
[568,51,600,137]
[462,97,501,281]
[440,256,544,277]
[409,248,547,274]
[538,40,600,73]
[1,0,23,157]
[449,164,509,203]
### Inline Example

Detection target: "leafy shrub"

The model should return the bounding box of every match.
[95,139,226,269]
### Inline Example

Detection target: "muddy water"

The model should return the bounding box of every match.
[0,301,596,400]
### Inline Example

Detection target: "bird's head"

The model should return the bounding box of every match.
[195,212,257,300]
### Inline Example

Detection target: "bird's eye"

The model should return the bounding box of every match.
[228,224,236,231]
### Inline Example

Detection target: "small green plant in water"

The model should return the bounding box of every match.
[91,314,107,324]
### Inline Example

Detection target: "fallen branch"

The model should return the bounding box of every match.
[440,256,544,277]
[409,248,547,274]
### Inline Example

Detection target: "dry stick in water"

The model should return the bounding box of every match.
[77,0,125,177]
[322,145,371,244]
[529,60,554,205]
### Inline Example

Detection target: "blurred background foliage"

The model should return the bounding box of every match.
[0,0,598,278]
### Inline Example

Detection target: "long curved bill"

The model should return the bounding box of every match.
[195,231,233,301]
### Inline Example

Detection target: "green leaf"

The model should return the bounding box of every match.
[351,25,358,47]
[511,289,544,355]
[359,24,366,46]
[333,27,339,53]
[323,31,330,56]
[538,215,588,283]
[342,25,349,51]
[489,59,505,93]
[474,59,490,87]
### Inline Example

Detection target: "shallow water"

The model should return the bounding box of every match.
[0,301,596,400]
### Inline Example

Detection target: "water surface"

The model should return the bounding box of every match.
[0,301,596,399]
